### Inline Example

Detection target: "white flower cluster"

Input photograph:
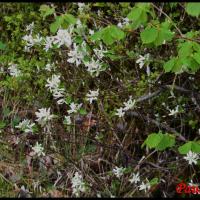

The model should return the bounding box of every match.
[136,54,151,76]
[63,115,72,125]
[93,44,108,59]
[44,28,73,51]
[22,20,108,77]
[84,58,104,77]
[67,102,82,114]
[115,96,136,118]
[22,23,43,52]
[67,40,107,77]
[8,63,21,77]
[112,167,151,194]
[129,172,151,193]
[183,150,199,165]
[129,172,140,184]
[138,179,151,193]
[53,28,72,48]
[117,18,130,28]
[71,172,87,197]
[31,142,45,157]
[67,43,84,67]
[168,105,179,117]
[86,89,99,104]
[15,119,35,133]
[22,23,73,52]
[35,108,54,126]
[45,62,55,72]
[112,166,126,178]
[45,74,65,105]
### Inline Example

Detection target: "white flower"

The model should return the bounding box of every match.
[115,107,125,118]
[80,41,88,56]
[89,29,94,35]
[32,142,45,157]
[45,75,61,92]
[68,102,82,114]
[53,29,72,48]
[45,63,54,71]
[15,119,35,133]
[117,22,123,28]
[112,166,126,178]
[26,22,34,33]
[117,18,129,28]
[57,98,65,105]
[146,65,151,76]
[86,89,99,104]
[45,75,66,105]
[123,96,136,111]
[138,179,151,193]
[84,58,104,77]
[136,54,150,69]
[71,172,87,197]
[76,19,83,29]
[52,88,65,105]
[52,88,65,99]
[168,105,179,116]
[64,116,72,125]
[93,44,107,59]
[22,34,35,47]
[77,3,86,12]
[20,185,29,193]
[33,34,43,44]
[44,36,54,51]
[97,10,102,17]
[129,172,140,184]
[35,108,54,126]
[67,43,84,66]
[24,46,31,52]
[183,151,199,165]
[8,63,21,77]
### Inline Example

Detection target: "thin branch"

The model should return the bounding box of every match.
[126,110,186,142]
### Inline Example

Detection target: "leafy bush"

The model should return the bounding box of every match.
[1,2,200,198]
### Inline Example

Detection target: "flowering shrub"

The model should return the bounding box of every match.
[1,2,200,198]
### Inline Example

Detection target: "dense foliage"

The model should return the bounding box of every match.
[1,2,200,197]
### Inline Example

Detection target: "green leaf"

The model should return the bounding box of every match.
[127,6,142,21]
[91,25,125,45]
[79,108,87,115]
[156,134,175,151]
[39,4,55,19]
[127,3,150,28]
[154,26,174,46]
[193,52,200,64]
[140,27,158,44]
[185,3,200,17]
[141,133,161,149]
[140,21,174,46]
[178,42,193,57]
[90,30,103,41]
[164,57,176,72]
[62,14,77,25]
[150,178,159,186]
[65,96,72,105]
[178,141,200,154]
[50,16,63,33]
[142,132,175,151]
[50,13,76,33]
